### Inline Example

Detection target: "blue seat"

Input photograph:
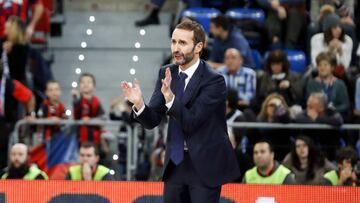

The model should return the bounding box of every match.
[181,8,221,33]
[225,8,265,24]
[285,50,307,73]
[251,49,263,70]
[264,50,307,73]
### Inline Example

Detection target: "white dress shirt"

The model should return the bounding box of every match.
[133,59,200,115]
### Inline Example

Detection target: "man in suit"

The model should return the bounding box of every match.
[121,20,240,203]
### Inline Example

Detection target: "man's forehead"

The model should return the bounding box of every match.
[172,28,194,39]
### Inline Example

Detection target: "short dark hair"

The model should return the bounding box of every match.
[175,19,206,46]
[265,49,290,73]
[336,146,357,166]
[315,52,337,67]
[79,73,96,87]
[210,15,231,31]
[46,80,60,89]
[80,142,99,156]
[254,139,274,153]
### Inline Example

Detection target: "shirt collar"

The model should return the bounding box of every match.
[178,58,200,79]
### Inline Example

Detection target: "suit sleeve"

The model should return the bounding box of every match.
[167,73,226,134]
[134,68,167,129]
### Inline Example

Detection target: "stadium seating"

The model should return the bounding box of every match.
[181,8,221,33]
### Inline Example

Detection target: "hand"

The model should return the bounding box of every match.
[121,79,144,110]
[161,68,174,103]
[340,16,355,26]
[270,0,280,9]
[277,6,287,19]
[238,100,249,106]
[339,167,353,185]
[82,163,92,180]
[82,117,90,122]
[329,39,341,50]
[26,24,35,40]
[3,41,13,53]
[279,80,290,89]
[71,88,79,98]
[307,109,318,120]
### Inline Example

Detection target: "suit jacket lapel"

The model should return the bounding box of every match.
[181,61,204,104]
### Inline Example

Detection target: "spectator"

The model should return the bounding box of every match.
[257,93,291,123]
[257,93,292,160]
[66,142,113,180]
[243,140,296,184]
[218,48,256,110]
[0,0,44,39]
[0,60,35,170]
[282,135,336,185]
[306,52,350,117]
[310,1,355,28]
[258,49,303,106]
[294,93,343,160]
[295,93,343,126]
[209,15,255,69]
[0,16,29,84]
[324,146,358,186]
[256,0,306,49]
[72,73,105,145]
[1,143,48,180]
[37,80,66,141]
[310,13,353,71]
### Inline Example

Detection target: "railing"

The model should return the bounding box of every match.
[228,122,360,130]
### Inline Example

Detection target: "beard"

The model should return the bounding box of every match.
[6,163,29,179]
[172,46,195,66]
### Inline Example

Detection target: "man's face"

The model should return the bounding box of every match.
[307,96,323,114]
[224,49,243,73]
[79,76,95,95]
[253,143,274,169]
[210,23,222,38]
[171,28,199,66]
[10,145,28,168]
[79,147,99,168]
[317,60,333,78]
[46,82,61,102]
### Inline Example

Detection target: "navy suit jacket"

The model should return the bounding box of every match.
[135,60,240,187]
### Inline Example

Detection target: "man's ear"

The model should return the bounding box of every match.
[195,42,204,55]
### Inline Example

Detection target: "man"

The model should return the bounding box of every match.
[1,143,48,180]
[295,92,343,126]
[295,92,343,160]
[218,48,256,109]
[324,146,358,186]
[243,140,296,184]
[66,142,113,181]
[121,20,239,202]
[208,15,255,69]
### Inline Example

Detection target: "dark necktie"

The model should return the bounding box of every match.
[170,72,188,165]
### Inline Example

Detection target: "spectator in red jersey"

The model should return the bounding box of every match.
[0,0,44,39]
[37,80,66,141]
[72,73,105,145]
[0,59,36,170]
